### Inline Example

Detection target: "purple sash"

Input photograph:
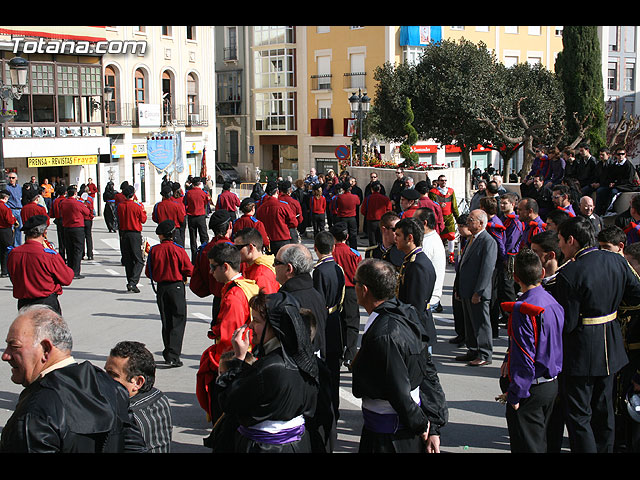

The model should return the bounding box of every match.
[362,407,405,434]
[237,423,305,445]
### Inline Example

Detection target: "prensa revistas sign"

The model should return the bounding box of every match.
[27,155,98,167]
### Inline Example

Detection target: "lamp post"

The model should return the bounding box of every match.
[349,88,370,167]
[0,56,29,190]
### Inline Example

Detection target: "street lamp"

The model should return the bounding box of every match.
[0,56,29,190]
[349,89,370,166]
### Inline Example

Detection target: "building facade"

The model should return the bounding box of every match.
[102,25,216,210]
[0,26,111,200]
[214,26,254,183]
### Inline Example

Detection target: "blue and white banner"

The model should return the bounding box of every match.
[147,138,174,173]
[399,26,442,47]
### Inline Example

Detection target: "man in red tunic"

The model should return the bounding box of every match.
[0,189,17,277]
[232,198,270,251]
[60,186,91,278]
[116,185,147,292]
[330,222,362,368]
[360,181,391,246]
[335,183,361,250]
[145,220,193,367]
[189,210,234,325]
[234,227,279,294]
[215,181,241,220]
[184,177,211,260]
[153,186,186,246]
[429,174,459,264]
[196,241,260,426]
[7,215,74,314]
[255,182,298,255]
[278,180,303,243]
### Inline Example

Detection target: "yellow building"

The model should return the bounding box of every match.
[297,25,565,177]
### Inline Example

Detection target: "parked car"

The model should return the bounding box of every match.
[215,162,241,184]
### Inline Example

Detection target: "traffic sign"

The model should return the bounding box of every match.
[335,145,350,160]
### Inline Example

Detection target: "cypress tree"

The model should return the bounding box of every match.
[555,25,606,150]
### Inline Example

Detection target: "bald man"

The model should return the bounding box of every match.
[578,196,604,235]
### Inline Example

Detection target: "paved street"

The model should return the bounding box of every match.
[0,215,569,453]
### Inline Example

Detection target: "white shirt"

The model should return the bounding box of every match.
[422,230,446,305]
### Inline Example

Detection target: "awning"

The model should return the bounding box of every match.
[0,26,107,42]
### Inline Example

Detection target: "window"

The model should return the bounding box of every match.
[450,26,464,31]
[217,71,242,115]
[187,26,196,41]
[317,26,330,34]
[504,56,519,67]
[187,73,198,115]
[625,26,636,53]
[253,26,295,47]
[32,63,55,123]
[254,48,295,88]
[135,69,146,106]
[161,26,172,37]
[528,26,541,36]
[318,99,331,119]
[608,62,618,90]
[255,91,296,131]
[403,46,425,65]
[476,26,490,32]
[610,26,620,52]
[505,26,518,34]
[104,65,118,124]
[225,26,237,61]
[624,62,635,91]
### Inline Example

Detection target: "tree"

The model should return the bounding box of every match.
[412,39,498,199]
[555,25,607,152]
[477,62,565,179]
[399,98,419,167]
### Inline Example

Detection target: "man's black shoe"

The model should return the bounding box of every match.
[166,359,183,368]
[455,352,477,362]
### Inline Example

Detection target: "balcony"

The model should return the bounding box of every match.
[311,74,332,91]
[310,118,333,137]
[343,72,366,90]
[105,103,209,128]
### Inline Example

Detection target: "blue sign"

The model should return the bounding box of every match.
[335,145,350,160]
[147,138,174,172]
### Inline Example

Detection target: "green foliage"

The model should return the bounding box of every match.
[555,25,606,150]
[399,98,419,166]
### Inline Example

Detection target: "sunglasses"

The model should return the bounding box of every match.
[234,243,251,250]
[273,259,287,266]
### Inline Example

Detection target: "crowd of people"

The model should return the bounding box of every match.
[1,149,640,454]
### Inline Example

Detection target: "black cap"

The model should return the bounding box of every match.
[401,188,421,201]
[123,185,135,197]
[160,185,173,197]
[20,214,48,231]
[156,219,176,237]
[209,209,231,229]
[330,222,348,236]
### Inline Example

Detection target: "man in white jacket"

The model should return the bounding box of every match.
[416,207,446,313]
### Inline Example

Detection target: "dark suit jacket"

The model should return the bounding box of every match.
[457,229,497,301]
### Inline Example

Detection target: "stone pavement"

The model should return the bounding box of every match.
[0,216,569,453]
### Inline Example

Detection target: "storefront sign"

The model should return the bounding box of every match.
[27,155,98,167]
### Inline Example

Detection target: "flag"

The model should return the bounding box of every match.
[200,147,207,179]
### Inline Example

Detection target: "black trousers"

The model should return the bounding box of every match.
[64,226,85,276]
[53,218,66,261]
[506,379,558,453]
[188,215,209,260]
[366,220,381,246]
[83,219,93,259]
[563,373,616,453]
[121,230,144,287]
[341,286,360,362]
[269,239,292,256]
[312,213,325,236]
[156,281,187,363]
[18,293,61,315]
[175,222,186,248]
[0,227,14,275]
[338,216,358,250]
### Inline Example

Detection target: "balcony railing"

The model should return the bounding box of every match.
[105,103,209,128]
[311,74,332,91]
[344,72,366,89]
